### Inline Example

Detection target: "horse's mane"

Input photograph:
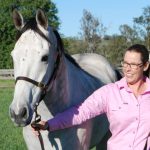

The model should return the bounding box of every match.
[52,29,81,68]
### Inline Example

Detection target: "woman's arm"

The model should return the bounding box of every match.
[31,85,108,132]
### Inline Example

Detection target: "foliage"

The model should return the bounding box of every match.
[0,0,59,69]
[80,9,106,53]
[133,6,150,49]
[119,24,140,44]
[104,35,127,65]
[63,37,87,54]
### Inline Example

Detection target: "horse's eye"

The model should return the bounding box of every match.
[41,55,48,62]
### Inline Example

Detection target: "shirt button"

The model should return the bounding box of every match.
[133,131,135,134]
[136,118,138,120]
[129,145,132,148]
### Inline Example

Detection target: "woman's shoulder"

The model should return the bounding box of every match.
[101,77,125,91]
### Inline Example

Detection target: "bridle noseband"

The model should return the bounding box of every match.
[16,76,47,89]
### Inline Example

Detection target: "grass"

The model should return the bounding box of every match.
[0,79,96,150]
[0,80,27,150]
[0,79,15,87]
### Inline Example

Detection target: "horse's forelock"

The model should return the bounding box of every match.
[16,18,50,44]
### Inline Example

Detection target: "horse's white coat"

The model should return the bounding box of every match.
[72,53,117,84]
[9,10,119,150]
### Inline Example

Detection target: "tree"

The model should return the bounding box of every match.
[119,24,140,44]
[80,9,107,53]
[133,6,150,49]
[62,37,87,54]
[0,0,60,68]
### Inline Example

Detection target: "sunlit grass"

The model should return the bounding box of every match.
[0,80,27,150]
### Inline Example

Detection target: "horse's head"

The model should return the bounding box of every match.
[9,9,61,126]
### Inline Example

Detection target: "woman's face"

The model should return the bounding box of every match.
[122,51,148,85]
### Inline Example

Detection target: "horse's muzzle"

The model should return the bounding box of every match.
[9,106,30,126]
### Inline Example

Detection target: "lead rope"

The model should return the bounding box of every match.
[31,103,45,150]
[143,133,150,150]
[143,140,147,150]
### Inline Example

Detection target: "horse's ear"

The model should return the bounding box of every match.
[36,9,48,29]
[12,9,24,30]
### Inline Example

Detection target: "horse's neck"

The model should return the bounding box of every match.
[44,55,101,115]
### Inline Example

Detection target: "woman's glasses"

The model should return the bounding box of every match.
[121,61,143,69]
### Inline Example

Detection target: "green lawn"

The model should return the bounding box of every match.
[0,80,96,150]
[0,79,27,150]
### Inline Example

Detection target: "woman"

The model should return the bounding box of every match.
[32,44,150,150]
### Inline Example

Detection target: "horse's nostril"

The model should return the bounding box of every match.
[20,107,27,118]
[10,108,15,118]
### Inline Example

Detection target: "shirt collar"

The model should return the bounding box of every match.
[116,76,150,93]
[116,77,128,90]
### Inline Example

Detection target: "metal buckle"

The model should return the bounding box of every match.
[38,82,45,88]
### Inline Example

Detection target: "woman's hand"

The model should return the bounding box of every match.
[31,121,49,136]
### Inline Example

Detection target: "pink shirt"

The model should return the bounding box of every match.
[48,77,150,150]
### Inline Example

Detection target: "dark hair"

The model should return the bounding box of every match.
[126,44,150,77]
